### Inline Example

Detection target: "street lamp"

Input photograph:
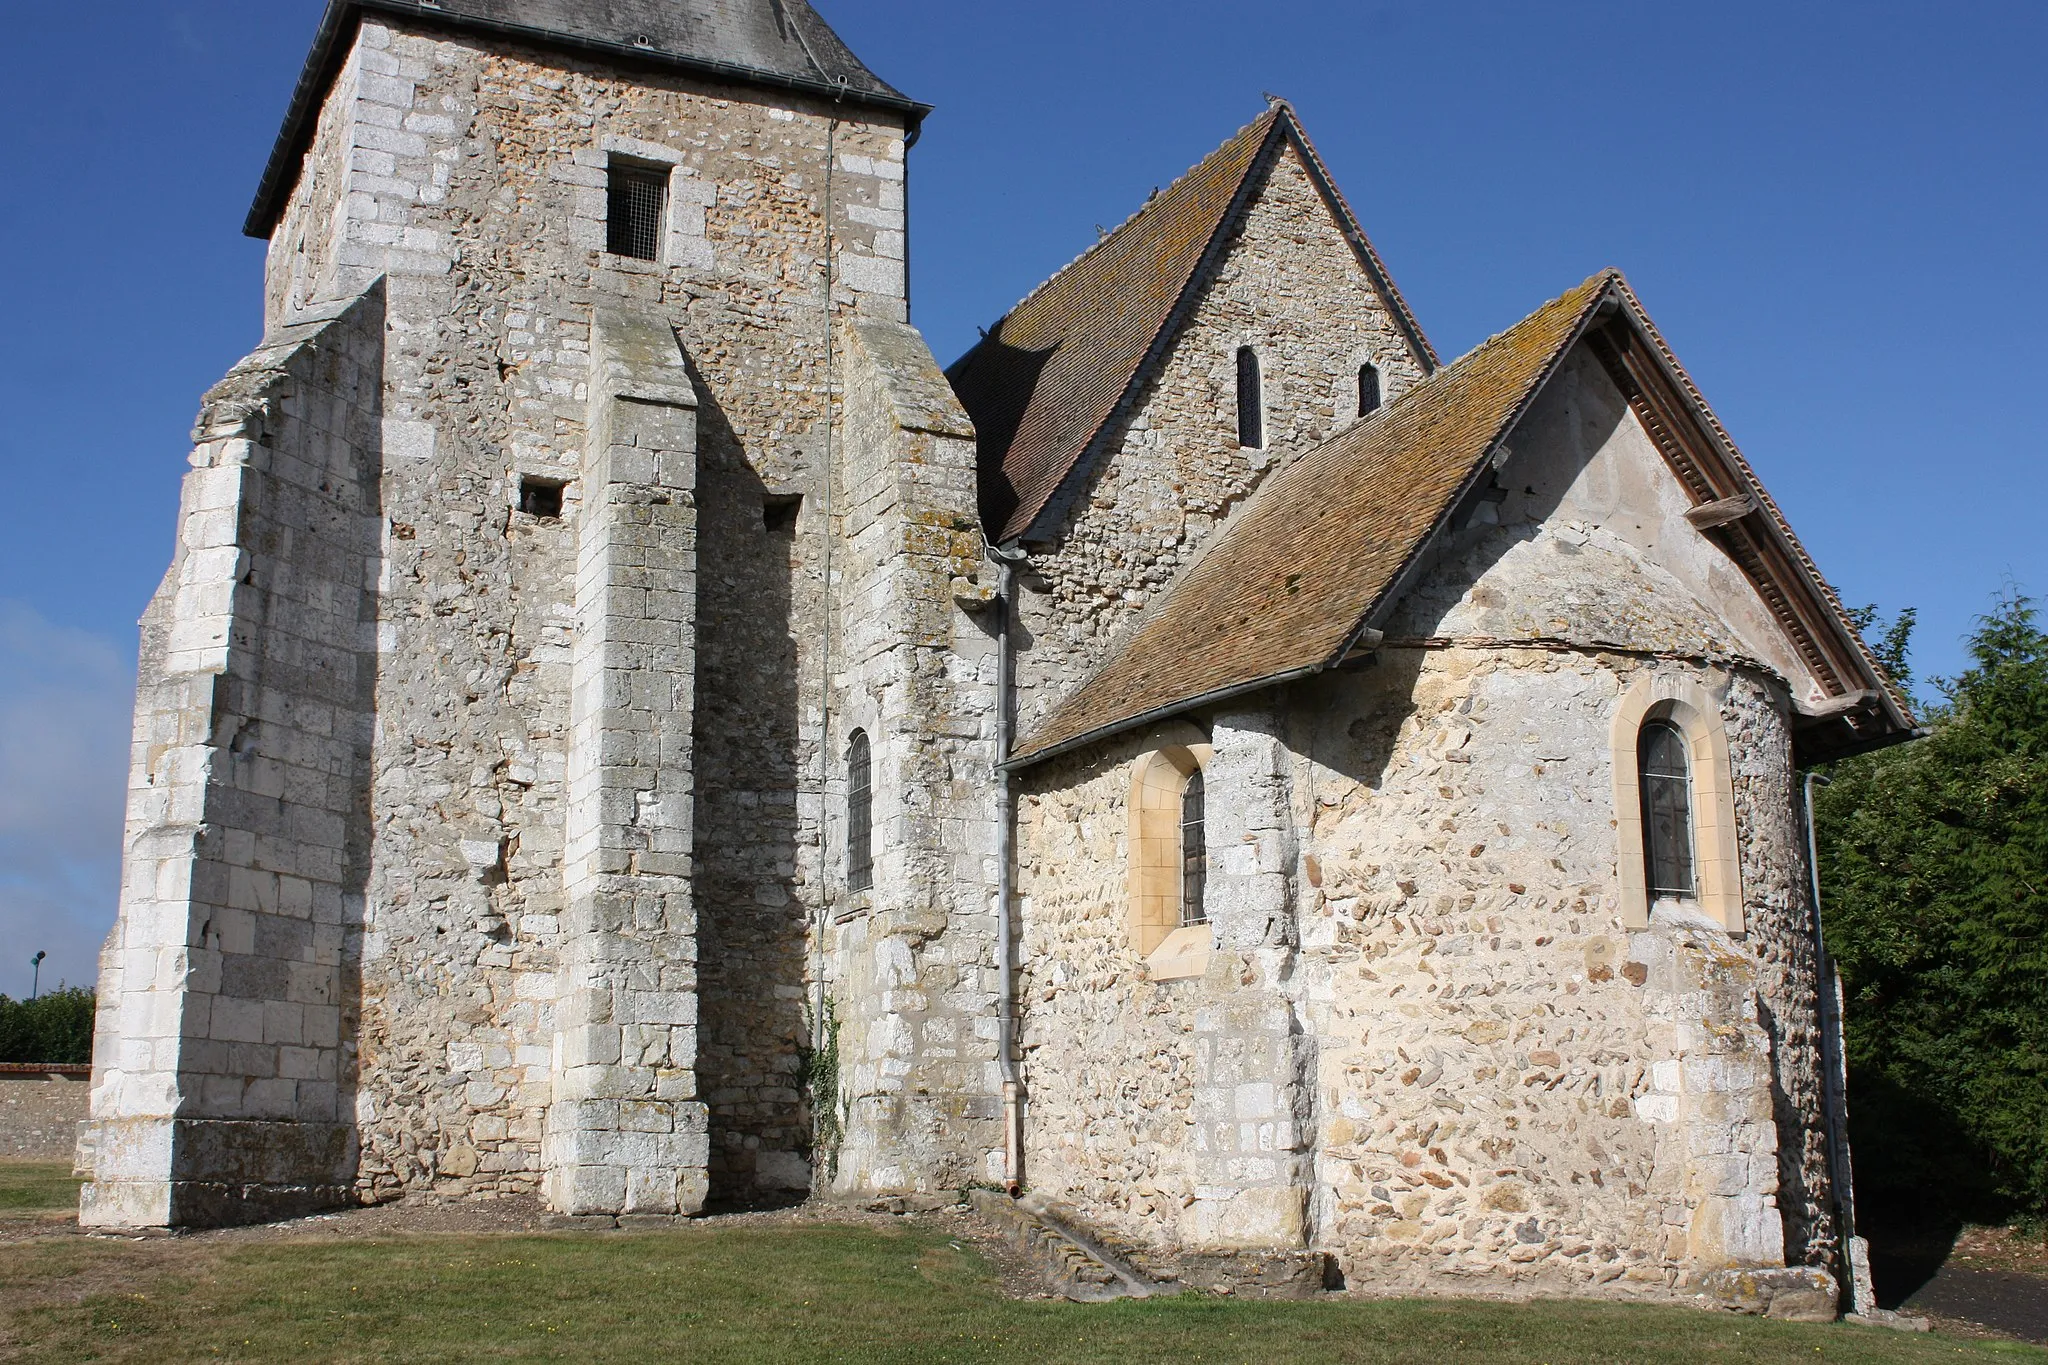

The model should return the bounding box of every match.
[29,952,45,1000]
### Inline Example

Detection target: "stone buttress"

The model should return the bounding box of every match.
[80,290,386,1228]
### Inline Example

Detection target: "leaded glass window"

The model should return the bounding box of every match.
[847,730,873,893]
[1359,362,1382,417]
[1640,720,1695,902]
[1180,768,1207,928]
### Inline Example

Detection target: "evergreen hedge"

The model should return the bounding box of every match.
[0,987,95,1066]
[1816,593,2048,1223]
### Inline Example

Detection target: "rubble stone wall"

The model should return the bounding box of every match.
[1012,140,1430,739]
[2,1075,92,1162]
[1013,647,1827,1299]
[262,21,914,1209]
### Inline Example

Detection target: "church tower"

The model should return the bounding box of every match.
[80,0,1002,1229]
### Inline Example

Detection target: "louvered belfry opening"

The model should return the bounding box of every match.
[847,730,874,893]
[607,162,668,261]
[1639,720,1696,901]
[1180,768,1208,927]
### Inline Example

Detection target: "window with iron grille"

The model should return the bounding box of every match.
[847,730,873,893]
[1358,362,1383,418]
[1236,346,1263,449]
[1180,767,1207,927]
[1639,720,1696,901]
[607,162,668,261]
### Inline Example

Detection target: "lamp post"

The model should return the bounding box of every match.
[29,952,45,1000]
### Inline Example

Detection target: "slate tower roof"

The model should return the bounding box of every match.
[247,0,924,237]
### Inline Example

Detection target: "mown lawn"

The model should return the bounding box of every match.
[4,1224,2043,1365]
[0,1161,82,1219]
[0,1159,2039,1365]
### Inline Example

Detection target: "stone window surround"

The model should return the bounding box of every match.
[572,134,718,271]
[1128,721,1214,981]
[832,705,880,919]
[1610,673,1744,932]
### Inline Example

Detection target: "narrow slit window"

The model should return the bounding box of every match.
[847,730,873,893]
[1236,346,1263,449]
[607,162,668,261]
[1358,362,1383,418]
[1639,720,1696,902]
[1180,767,1207,928]
[519,477,565,519]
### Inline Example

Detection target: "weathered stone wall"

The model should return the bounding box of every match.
[1,1075,91,1161]
[823,316,1003,1197]
[1013,648,1825,1299]
[248,19,920,1210]
[1009,334,1836,1297]
[1291,650,1799,1297]
[80,289,385,1229]
[1012,140,1430,738]
[1014,731,1202,1220]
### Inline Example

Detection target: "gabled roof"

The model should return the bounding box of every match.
[1010,270,1915,768]
[949,102,1436,546]
[246,0,925,238]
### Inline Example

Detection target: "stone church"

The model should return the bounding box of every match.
[79,0,1914,1311]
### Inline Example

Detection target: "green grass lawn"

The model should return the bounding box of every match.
[3,1222,2042,1365]
[0,1161,2040,1364]
[0,1161,82,1218]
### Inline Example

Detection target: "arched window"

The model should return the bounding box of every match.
[1236,346,1264,449]
[1180,768,1207,927]
[1128,724,1213,979]
[1639,721,1696,902]
[1358,362,1382,418]
[846,730,873,893]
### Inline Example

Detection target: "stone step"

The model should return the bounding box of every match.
[968,1191,1165,1302]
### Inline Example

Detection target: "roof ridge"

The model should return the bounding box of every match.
[960,106,1284,353]
[1267,102,1438,370]
[1007,272,1616,765]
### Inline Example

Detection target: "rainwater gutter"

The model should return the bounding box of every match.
[1803,770,1874,1317]
[990,543,1031,1191]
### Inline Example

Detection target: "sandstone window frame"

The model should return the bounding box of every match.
[1610,674,1743,932]
[1129,722,1213,981]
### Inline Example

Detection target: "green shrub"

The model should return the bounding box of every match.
[1817,592,2048,1222]
[0,986,96,1065]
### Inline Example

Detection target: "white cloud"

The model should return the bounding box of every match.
[0,601,134,1000]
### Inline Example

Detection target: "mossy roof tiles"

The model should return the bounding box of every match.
[1010,272,1616,764]
[949,103,1433,546]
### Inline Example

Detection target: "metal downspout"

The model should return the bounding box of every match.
[993,546,1029,1191]
[1805,770,1872,1315]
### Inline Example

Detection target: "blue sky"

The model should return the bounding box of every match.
[0,0,2041,998]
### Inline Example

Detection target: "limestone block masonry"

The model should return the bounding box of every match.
[81,288,385,1228]
[80,11,993,1228]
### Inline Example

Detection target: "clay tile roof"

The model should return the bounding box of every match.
[949,103,1434,546]
[247,0,923,237]
[1011,271,1617,766]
